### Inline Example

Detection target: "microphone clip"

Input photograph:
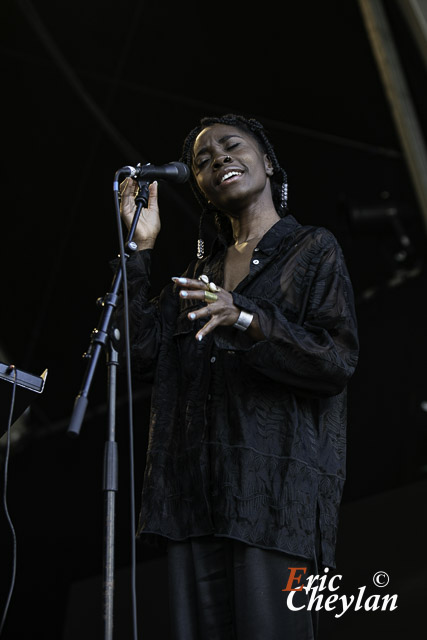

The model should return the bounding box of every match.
[132,162,151,180]
[134,176,150,208]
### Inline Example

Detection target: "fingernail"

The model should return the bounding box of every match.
[197,334,203,341]
[172,277,187,284]
[189,312,196,320]
[180,291,188,297]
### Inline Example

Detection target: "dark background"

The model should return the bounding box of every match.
[1,0,426,637]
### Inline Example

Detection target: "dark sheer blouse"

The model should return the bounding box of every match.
[124,215,359,568]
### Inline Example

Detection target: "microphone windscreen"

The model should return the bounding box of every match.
[171,162,191,183]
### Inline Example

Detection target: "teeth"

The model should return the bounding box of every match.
[221,171,242,183]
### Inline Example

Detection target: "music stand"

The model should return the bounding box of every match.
[0,363,48,436]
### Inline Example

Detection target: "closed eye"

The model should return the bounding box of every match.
[198,143,238,165]
[194,138,243,171]
[196,158,209,169]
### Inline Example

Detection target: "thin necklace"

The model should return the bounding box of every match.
[234,227,272,246]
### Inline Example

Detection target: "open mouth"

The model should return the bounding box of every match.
[220,170,243,184]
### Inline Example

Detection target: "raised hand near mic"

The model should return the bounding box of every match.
[120,178,160,251]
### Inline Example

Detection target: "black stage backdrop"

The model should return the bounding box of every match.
[1,1,426,638]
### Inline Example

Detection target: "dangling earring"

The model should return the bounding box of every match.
[281,171,289,210]
[197,211,206,259]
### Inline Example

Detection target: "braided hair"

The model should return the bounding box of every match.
[180,114,288,257]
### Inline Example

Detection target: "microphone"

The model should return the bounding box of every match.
[125,161,190,184]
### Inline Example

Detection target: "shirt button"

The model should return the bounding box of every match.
[254,247,259,252]
[253,259,260,265]
[210,356,216,364]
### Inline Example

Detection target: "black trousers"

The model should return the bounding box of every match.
[167,536,315,640]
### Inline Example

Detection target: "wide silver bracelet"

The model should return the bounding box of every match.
[233,310,254,331]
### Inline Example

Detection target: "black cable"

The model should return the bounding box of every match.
[0,368,18,637]
[113,185,138,640]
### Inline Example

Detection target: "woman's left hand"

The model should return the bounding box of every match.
[172,276,240,341]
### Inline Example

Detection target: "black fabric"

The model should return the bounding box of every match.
[122,215,359,567]
[167,536,315,640]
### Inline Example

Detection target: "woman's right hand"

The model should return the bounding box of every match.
[119,178,160,250]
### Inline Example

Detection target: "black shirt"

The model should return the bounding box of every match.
[125,215,359,568]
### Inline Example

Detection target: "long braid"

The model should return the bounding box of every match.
[180,114,289,255]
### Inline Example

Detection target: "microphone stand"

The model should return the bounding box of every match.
[67,169,150,640]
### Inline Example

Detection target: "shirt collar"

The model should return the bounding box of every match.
[256,215,300,255]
